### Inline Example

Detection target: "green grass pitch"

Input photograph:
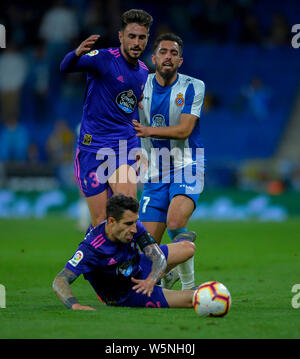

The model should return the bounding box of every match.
[1,216,300,339]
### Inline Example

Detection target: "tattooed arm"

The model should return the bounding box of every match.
[52,268,95,310]
[144,243,167,283]
[131,239,167,297]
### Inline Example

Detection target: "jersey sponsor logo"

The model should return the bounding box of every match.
[116,90,137,113]
[117,262,133,277]
[68,250,84,267]
[151,114,166,127]
[87,50,99,56]
[175,93,184,107]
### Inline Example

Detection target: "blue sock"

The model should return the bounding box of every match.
[168,227,187,242]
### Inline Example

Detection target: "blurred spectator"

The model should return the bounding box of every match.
[240,77,272,120]
[238,14,263,45]
[202,92,220,113]
[27,143,42,165]
[46,118,75,166]
[0,43,27,124]
[267,13,290,47]
[39,0,79,102]
[46,118,76,187]
[24,40,50,122]
[82,0,107,39]
[191,0,234,43]
[0,117,30,162]
[39,0,79,47]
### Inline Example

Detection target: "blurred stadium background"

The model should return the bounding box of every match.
[0,0,300,224]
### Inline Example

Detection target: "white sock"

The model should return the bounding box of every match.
[177,256,195,290]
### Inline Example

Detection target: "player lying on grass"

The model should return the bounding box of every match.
[52,194,197,310]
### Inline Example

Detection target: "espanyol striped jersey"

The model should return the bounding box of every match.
[60,48,148,153]
[138,73,205,180]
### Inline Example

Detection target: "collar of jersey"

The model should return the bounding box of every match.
[153,73,179,92]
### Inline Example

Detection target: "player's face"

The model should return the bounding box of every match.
[110,210,138,244]
[152,40,183,81]
[119,23,149,63]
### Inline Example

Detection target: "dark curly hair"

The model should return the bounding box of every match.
[106,194,140,221]
[121,9,153,31]
[153,33,184,55]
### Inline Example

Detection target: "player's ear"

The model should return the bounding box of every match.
[151,54,156,65]
[107,216,116,225]
[178,57,183,68]
[118,31,123,44]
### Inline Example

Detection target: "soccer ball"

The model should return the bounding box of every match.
[192,281,231,317]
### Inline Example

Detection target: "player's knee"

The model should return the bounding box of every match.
[181,241,195,259]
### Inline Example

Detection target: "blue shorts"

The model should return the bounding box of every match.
[74,143,139,197]
[117,245,169,308]
[139,165,204,223]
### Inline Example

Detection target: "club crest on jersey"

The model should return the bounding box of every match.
[151,114,166,127]
[116,89,137,113]
[87,50,99,56]
[175,93,184,107]
[82,133,92,145]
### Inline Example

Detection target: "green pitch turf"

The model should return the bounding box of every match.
[1,216,300,339]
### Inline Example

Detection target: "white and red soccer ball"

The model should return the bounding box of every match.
[193,281,231,317]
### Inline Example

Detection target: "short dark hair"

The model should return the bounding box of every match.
[121,9,153,31]
[153,33,184,55]
[106,194,139,221]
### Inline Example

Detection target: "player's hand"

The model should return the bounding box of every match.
[131,277,156,297]
[71,303,96,311]
[135,151,149,174]
[132,120,151,138]
[75,35,100,57]
[138,93,144,110]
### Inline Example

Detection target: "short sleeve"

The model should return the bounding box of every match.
[65,243,98,276]
[181,80,205,118]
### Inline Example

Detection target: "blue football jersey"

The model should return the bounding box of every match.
[138,73,205,181]
[60,48,149,153]
[65,220,147,303]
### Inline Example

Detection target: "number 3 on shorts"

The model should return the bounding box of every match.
[142,196,150,213]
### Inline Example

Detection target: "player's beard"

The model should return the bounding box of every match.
[123,46,143,61]
[157,64,177,82]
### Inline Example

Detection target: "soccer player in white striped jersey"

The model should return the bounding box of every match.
[133,33,205,290]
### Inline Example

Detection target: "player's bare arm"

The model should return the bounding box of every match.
[75,34,100,57]
[131,243,167,297]
[133,114,198,140]
[52,268,95,310]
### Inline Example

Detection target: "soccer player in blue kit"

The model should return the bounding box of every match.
[133,33,206,291]
[60,9,153,229]
[52,194,197,310]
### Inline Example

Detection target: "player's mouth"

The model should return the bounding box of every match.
[131,48,142,54]
[126,234,133,241]
[162,62,173,68]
